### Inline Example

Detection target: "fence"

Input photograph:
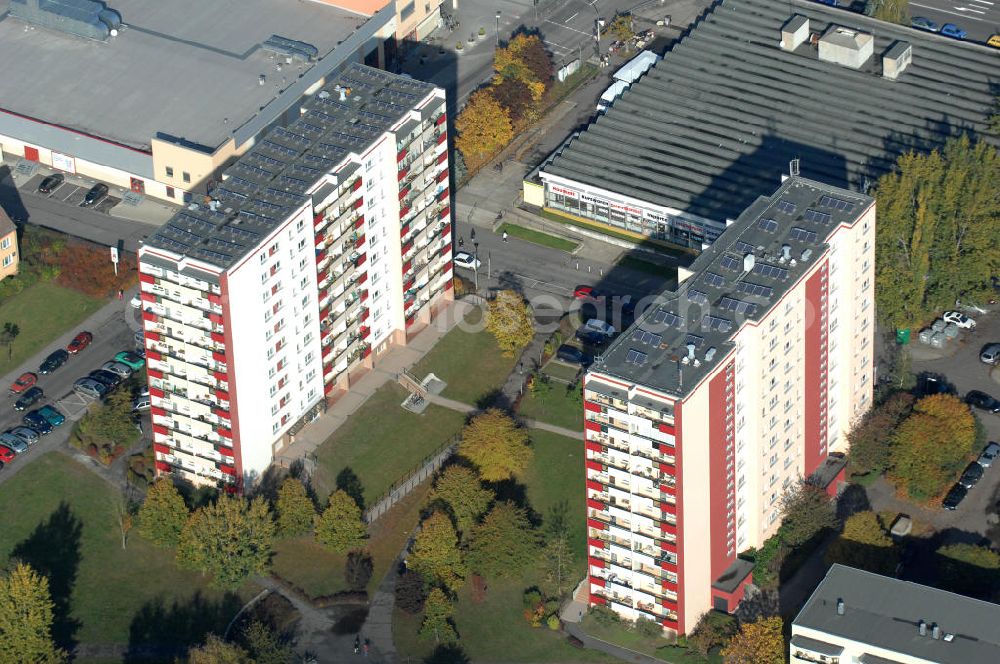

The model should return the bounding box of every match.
[363,435,459,523]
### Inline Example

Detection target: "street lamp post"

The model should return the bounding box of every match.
[495,11,501,47]
[473,239,480,292]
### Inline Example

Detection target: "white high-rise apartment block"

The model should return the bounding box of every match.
[138,64,452,488]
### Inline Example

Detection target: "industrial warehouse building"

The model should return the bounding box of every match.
[526,0,998,249]
[0,0,402,204]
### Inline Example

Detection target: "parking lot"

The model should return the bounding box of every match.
[21,173,121,214]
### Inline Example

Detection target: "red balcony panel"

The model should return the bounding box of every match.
[144,331,160,342]
[441,260,453,273]
[584,401,602,413]
[586,498,604,510]
[402,240,414,254]
[441,223,452,236]
[589,576,606,588]
[152,424,168,436]
[149,386,165,399]
[213,407,229,419]
[139,272,156,284]
[319,306,331,320]
[586,479,604,491]
[405,316,416,328]
[663,618,679,629]
[587,518,607,531]
[662,578,678,591]
[660,522,677,537]
[661,540,678,555]
[322,343,333,358]
[357,272,368,285]
[402,259,413,273]
[398,186,410,200]
[400,225,410,238]
[142,310,158,322]
[587,538,606,550]
[314,211,325,225]
[436,169,448,183]
[207,312,224,325]
[145,350,161,361]
[354,198,364,210]
[324,382,335,395]
[219,446,234,458]
[661,502,677,516]
[355,215,365,229]
[147,368,163,379]
[360,309,370,322]
[212,351,227,363]
[360,288,369,301]
[397,148,407,163]
[360,326,370,340]
[437,150,448,164]
[219,464,236,476]
[140,295,155,307]
[437,131,447,145]
[213,370,228,382]
[659,462,675,473]
[584,420,601,432]
[660,559,678,571]
[217,426,232,439]
[585,460,604,471]
[315,250,327,264]
[207,292,222,305]
[436,113,447,126]
[215,390,230,402]
[439,245,451,257]
[439,206,450,219]
[150,405,166,417]
[314,233,325,246]
[362,347,372,359]
[658,423,676,435]
[399,206,411,219]
[356,253,367,267]
[353,178,363,191]
[403,278,415,292]
[397,168,408,182]
[153,443,170,455]
[211,331,225,344]
[437,187,449,201]
[355,236,366,250]
[590,594,607,606]
[585,440,603,453]
[155,461,171,472]
[591,557,606,569]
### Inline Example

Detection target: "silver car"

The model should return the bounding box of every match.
[981,344,1000,365]
[978,442,1000,468]
[0,433,27,454]
[73,378,106,399]
[8,427,39,446]
[101,360,133,378]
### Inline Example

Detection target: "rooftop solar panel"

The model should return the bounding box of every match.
[688,290,709,305]
[758,218,778,232]
[704,272,726,288]
[776,199,797,215]
[625,349,648,366]
[818,195,855,213]
[652,310,684,328]
[790,227,818,243]
[720,255,740,271]
[735,281,773,297]
[632,328,663,346]
[752,262,788,280]
[702,314,733,333]
[718,296,759,316]
[803,209,832,224]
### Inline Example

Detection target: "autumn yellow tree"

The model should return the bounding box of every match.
[0,563,65,663]
[494,34,552,102]
[454,90,513,172]
[486,289,534,356]
[825,511,898,576]
[721,616,784,664]
[458,409,533,482]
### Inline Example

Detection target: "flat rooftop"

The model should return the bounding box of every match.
[591,176,872,397]
[144,64,440,272]
[541,0,998,222]
[0,0,366,151]
[794,564,1000,664]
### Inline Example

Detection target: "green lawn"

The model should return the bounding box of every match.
[581,616,721,663]
[394,431,599,662]
[498,223,579,252]
[0,452,254,656]
[312,383,466,505]
[542,359,584,385]
[0,281,104,376]
[519,378,584,431]
[410,308,517,405]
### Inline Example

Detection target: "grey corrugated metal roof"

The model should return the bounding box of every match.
[144,64,441,271]
[794,564,1000,664]
[592,176,872,397]
[542,0,999,223]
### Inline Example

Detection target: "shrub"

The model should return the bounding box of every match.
[633,616,663,638]
[396,568,427,614]
[546,614,560,630]
[590,604,621,627]
[345,550,373,591]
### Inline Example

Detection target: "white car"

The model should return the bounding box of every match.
[978,442,1000,468]
[129,294,142,309]
[584,318,616,337]
[981,344,1000,365]
[453,251,481,270]
[943,311,975,329]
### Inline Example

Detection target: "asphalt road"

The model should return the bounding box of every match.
[909,0,1000,43]
[0,302,138,486]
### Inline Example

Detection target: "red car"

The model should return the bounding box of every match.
[67,331,93,354]
[0,445,15,464]
[9,372,37,395]
[574,285,600,300]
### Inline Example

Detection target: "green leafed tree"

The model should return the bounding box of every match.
[779,480,837,548]
[315,490,367,553]
[874,136,1000,330]
[241,620,293,664]
[486,289,534,357]
[458,409,533,482]
[540,533,575,598]
[137,477,190,547]
[0,563,66,663]
[186,635,254,664]
[420,588,458,645]
[410,510,466,593]
[429,464,495,535]
[467,502,541,578]
[936,543,1000,599]
[176,495,276,589]
[274,477,316,537]
[825,511,898,576]
[864,0,910,24]
[847,392,914,476]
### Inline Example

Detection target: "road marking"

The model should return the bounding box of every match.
[955,5,986,13]
[970,0,993,5]
[911,2,987,20]
[545,19,593,36]
[544,39,572,53]
[567,11,579,21]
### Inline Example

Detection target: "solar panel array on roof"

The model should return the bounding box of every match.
[790,227,818,243]
[753,262,789,280]
[685,334,704,348]
[719,255,740,271]
[735,281,773,297]
[758,218,778,233]
[803,209,833,224]
[818,195,855,213]
[702,314,733,332]
[625,349,648,366]
[775,199,797,215]
[688,289,709,305]
[734,240,754,254]
[632,328,663,346]
[704,272,726,288]
[652,310,684,328]
[718,296,759,316]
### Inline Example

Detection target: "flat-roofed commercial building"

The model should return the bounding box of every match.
[0,0,399,204]
[583,176,874,633]
[138,64,452,489]
[792,564,1000,664]
[528,0,997,249]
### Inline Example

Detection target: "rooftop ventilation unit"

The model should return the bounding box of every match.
[686,343,696,361]
[780,244,792,263]
[705,347,717,362]
[801,248,813,262]
[818,26,874,70]
[883,41,912,81]
[780,15,809,52]
[742,252,756,273]
[10,0,122,42]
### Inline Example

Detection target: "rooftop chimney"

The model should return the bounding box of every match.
[919,620,927,636]
[883,41,912,81]
[932,624,941,640]
[780,15,809,52]
[686,343,696,361]
[836,598,844,616]
[818,26,874,70]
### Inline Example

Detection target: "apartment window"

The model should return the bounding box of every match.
[365,159,374,170]
[367,178,376,190]
[182,172,191,183]
[298,238,306,251]
[268,366,276,379]
[297,219,305,232]
[299,258,307,271]
[270,385,278,397]
[306,369,316,382]
[165,186,175,199]
[303,352,314,365]
[2,255,12,268]
[0,238,8,250]
[165,166,174,177]
[271,404,279,415]
[299,277,308,291]
[273,422,280,434]
[260,253,267,264]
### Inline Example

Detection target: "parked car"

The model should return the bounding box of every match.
[942,484,967,510]
[965,390,1000,414]
[22,410,53,435]
[556,344,591,366]
[0,445,15,464]
[911,16,940,33]
[67,331,93,354]
[988,34,1000,49]
[37,405,65,428]
[132,396,151,412]
[574,285,601,300]
[980,344,1000,365]
[134,329,145,349]
[9,372,37,395]
[453,251,481,270]
[88,369,121,390]
[115,351,145,370]
[8,427,39,446]
[584,318,616,337]
[812,0,838,5]
[39,349,69,374]
[101,361,133,378]
[575,328,608,347]
[940,23,967,40]
[37,173,65,194]
[0,433,27,455]
[918,373,955,397]
[80,183,108,207]
[129,293,143,309]
[942,311,975,328]
[959,462,984,489]
[977,442,1000,468]
[73,378,107,399]
[14,387,43,411]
